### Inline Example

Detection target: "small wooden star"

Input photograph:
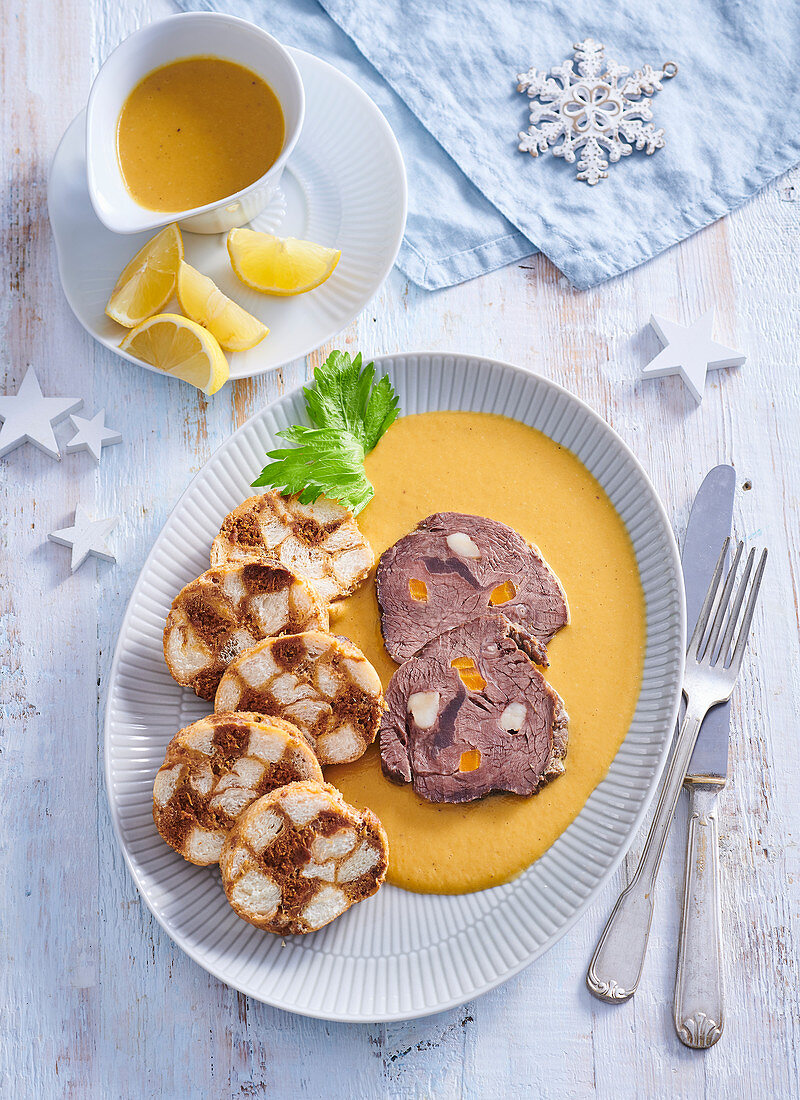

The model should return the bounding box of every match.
[641,308,745,403]
[0,367,83,459]
[66,409,123,463]
[48,504,118,571]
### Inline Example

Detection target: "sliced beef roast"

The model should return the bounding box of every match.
[376,512,569,662]
[380,614,568,804]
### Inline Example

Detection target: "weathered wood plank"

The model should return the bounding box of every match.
[1,0,798,1095]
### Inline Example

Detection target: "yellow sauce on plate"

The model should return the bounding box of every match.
[325,411,646,894]
[117,56,285,212]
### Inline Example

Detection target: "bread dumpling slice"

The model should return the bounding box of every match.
[163,560,328,700]
[152,712,323,866]
[215,631,383,766]
[210,490,374,603]
[220,780,389,934]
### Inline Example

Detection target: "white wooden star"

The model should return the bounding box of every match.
[48,504,118,571]
[65,409,123,463]
[641,308,746,403]
[0,367,82,459]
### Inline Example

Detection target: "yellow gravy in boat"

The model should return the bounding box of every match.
[326,411,646,895]
[117,56,284,212]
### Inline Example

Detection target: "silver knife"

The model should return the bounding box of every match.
[674,464,736,1049]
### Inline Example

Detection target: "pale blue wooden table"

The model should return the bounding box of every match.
[2,0,799,1096]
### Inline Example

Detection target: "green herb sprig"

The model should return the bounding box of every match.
[252,350,400,514]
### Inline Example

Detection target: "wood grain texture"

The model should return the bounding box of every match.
[1,0,798,1096]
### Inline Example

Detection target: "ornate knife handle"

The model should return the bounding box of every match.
[673,782,724,1048]
[586,701,704,1002]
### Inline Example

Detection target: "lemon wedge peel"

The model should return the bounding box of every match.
[105,224,184,328]
[176,262,269,352]
[120,313,229,395]
[227,228,341,296]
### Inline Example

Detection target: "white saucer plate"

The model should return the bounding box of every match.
[48,49,407,383]
[105,354,685,1022]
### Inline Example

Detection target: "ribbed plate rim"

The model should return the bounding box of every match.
[104,353,685,1021]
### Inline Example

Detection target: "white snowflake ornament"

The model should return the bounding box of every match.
[517,39,677,184]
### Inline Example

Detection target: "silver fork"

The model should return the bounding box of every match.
[586,537,768,1003]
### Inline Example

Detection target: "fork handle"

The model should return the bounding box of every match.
[586,702,704,1002]
[674,781,724,1048]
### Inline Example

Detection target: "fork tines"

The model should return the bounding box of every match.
[689,537,768,671]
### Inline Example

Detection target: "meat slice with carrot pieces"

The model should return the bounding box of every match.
[376,512,569,662]
[380,614,568,804]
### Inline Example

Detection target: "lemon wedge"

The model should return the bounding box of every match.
[120,313,229,395]
[227,228,341,295]
[176,262,269,351]
[105,224,184,328]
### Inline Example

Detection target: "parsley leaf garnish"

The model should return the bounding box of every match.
[252,350,400,513]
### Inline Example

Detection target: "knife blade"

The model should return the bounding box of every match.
[585,464,738,1011]
[672,463,736,1050]
[683,465,736,779]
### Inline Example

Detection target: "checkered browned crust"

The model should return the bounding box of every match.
[152,713,323,865]
[220,780,389,934]
[163,560,328,700]
[214,631,384,766]
[210,491,374,603]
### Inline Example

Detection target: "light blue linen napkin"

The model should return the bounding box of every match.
[178,0,534,289]
[178,0,800,290]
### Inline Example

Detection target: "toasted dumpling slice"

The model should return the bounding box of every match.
[220,780,389,934]
[210,490,374,603]
[163,560,328,700]
[152,713,323,866]
[214,631,384,765]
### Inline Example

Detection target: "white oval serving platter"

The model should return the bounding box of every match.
[48,48,407,383]
[104,353,685,1021]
